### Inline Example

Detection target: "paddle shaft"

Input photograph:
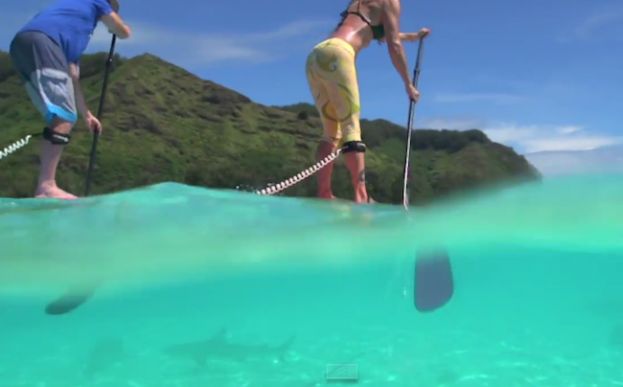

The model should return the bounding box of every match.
[84,34,117,196]
[401,38,425,210]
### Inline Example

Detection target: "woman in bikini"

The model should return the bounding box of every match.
[306,0,429,203]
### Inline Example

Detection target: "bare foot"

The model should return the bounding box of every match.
[317,194,337,201]
[35,184,78,200]
[353,195,376,204]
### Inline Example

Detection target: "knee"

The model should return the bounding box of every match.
[42,126,71,145]
[49,118,74,134]
[341,141,367,154]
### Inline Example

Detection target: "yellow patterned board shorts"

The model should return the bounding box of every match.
[306,38,361,147]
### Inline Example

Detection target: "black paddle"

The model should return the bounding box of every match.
[402,37,454,313]
[45,286,97,315]
[44,35,117,316]
[414,248,453,312]
[85,34,117,196]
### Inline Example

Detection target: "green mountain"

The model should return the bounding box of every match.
[0,51,539,203]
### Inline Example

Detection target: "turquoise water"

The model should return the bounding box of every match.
[1,175,622,386]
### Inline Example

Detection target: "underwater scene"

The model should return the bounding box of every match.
[1,174,622,386]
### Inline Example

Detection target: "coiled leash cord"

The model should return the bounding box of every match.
[0,134,39,161]
[1,127,72,162]
[255,141,366,196]
[255,148,343,196]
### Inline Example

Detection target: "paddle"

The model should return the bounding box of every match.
[402,38,454,312]
[45,286,97,315]
[43,35,117,316]
[414,248,454,312]
[85,34,117,196]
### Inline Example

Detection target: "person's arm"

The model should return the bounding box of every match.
[100,12,132,39]
[382,0,419,101]
[399,28,431,42]
[69,64,102,133]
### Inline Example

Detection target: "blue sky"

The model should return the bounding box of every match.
[2,0,622,162]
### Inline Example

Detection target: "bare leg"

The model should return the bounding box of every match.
[343,152,369,204]
[35,118,77,200]
[316,141,337,200]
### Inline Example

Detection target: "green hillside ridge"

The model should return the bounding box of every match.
[0,51,539,203]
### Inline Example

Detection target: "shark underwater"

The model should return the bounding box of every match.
[164,328,295,366]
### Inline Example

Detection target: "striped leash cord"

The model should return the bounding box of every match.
[0,135,36,161]
[256,148,343,196]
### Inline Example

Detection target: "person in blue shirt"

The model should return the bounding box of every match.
[9,0,132,199]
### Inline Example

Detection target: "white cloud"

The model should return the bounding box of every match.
[89,19,332,65]
[526,145,623,176]
[422,118,623,154]
[484,123,623,153]
[557,126,581,135]
[523,136,620,153]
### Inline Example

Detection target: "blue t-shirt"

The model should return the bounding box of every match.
[20,0,113,64]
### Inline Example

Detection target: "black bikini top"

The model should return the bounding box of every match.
[338,0,385,40]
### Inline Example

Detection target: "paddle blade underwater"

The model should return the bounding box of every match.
[414,249,454,312]
[401,37,455,313]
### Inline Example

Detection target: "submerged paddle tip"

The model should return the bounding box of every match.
[414,250,454,313]
[44,289,96,316]
[415,288,454,312]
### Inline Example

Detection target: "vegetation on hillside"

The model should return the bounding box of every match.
[0,52,539,204]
